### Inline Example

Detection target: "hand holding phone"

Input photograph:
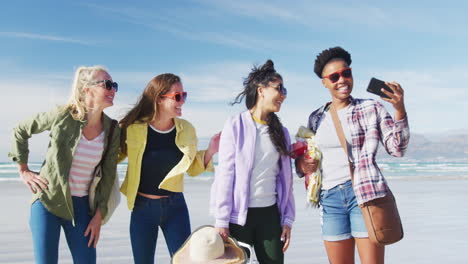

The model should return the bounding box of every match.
[366,77,393,99]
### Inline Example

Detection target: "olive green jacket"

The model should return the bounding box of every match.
[8,106,120,222]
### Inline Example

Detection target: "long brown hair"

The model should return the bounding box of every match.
[119,73,181,154]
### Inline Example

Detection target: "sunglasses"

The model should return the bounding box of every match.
[323,68,352,83]
[161,92,188,102]
[269,84,288,96]
[94,80,119,92]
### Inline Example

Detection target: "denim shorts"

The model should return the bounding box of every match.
[319,180,368,241]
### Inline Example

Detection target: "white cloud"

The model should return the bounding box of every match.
[82,3,304,51]
[193,0,467,36]
[107,62,251,103]
[354,68,468,133]
[366,69,467,102]
[180,62,251,102]
[0,32,96,46]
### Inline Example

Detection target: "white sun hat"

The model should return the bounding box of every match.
[172,225,247,264]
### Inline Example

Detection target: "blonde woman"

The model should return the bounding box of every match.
[9,66,120,264]
[119,73,219,263]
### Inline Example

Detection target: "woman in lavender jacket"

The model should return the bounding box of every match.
[210,60,295,264]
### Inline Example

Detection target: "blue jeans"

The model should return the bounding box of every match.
[320,180,368,241]
[130,193,191,264]
[30,196,96,264]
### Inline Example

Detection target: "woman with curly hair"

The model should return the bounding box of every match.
[211,60,295,264]
[297,47,409,263]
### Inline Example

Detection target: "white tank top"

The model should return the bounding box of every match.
[315,106,354,190]
[248,121,279,208]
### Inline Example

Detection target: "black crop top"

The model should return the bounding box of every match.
[138,125,183,196]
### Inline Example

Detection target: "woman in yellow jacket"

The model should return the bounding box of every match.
[118,73,220,263]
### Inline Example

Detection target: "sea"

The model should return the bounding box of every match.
[2,161,468,182]
[4,137,468,181]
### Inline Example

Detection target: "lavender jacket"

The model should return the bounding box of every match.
[210,111,295,228]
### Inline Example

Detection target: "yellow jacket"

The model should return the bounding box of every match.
[119,118,213,210]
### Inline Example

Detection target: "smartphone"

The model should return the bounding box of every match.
[366,78,393,99]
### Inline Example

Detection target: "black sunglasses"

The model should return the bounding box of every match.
[95,80,118,92]
[270,84,287,96]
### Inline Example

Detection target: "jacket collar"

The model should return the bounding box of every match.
[241,110,257,152]
[174,118,184,132]
[241,110,256,127]
[101,113,113,131]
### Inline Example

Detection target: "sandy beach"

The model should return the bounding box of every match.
[1,177,467,263]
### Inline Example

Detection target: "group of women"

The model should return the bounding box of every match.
[9,46,409,264]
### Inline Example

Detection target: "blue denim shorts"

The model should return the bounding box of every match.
[319,180,368,241]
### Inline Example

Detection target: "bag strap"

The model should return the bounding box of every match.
[94,120,118,173]
[329,103,355,180]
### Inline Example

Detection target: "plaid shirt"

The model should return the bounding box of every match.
[308,97,410,205]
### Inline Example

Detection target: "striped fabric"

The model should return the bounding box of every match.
[308,97,410,205]
[69,132,105,197]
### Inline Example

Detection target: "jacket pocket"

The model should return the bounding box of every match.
[49,126,76,147]
[49,127,65,144]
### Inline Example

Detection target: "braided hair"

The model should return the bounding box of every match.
[231,59,289,155]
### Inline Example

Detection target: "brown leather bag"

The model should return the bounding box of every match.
[329,103,403,245]
[360,189,403,245]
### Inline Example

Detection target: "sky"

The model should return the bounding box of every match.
[1,0,468,162]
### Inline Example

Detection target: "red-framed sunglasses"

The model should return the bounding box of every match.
[323,68,352,83]
[161,92,187,102]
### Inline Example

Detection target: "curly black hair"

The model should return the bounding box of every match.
[231,59,289,155]
[313,46,352,78]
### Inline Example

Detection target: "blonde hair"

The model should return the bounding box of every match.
[67,65,109,120]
